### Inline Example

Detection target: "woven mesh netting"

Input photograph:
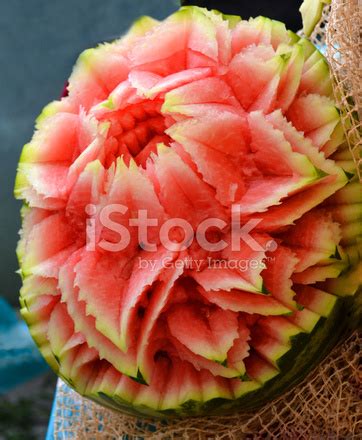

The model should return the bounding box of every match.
[54,1,361,437]
[323,0,361,181]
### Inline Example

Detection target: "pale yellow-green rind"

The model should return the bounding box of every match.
[15,204,30,263]
[207,9,241,29]
[229,377,262,399]
[289,308,321,333]
[344,241,362,266]
[14,166,30,199]
[311,292,337,318]
[341,221,362,246]
[255,342,291,368]
[300,0,331,37]
[221,13,241,29]
[176,6,218,42]
[324,261,362,296]
[35,100,66,128]
[127,15,160,37]
[288,30,301,45]
[68,15,159,91]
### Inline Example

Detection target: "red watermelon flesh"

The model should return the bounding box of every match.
[15,6,361,417]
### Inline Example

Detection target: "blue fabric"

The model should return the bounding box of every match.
[46,380,159,439]
[45,394,57,440]
[0,297,48,394]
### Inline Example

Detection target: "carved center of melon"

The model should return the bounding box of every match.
[99,100,172,168]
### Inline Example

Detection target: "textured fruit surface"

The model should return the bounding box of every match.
[15,6,361,418]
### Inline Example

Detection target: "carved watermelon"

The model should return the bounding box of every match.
[15,6,361,418]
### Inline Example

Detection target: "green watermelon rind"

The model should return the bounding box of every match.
[32,292,358,419]
[300,0,331,37]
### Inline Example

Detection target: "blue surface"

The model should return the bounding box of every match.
[0,297,49,394]
[45,380,159,439]
[45,394,57,440]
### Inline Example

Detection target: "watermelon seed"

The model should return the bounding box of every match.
[131,369,148,386]
[215,358,228,367]
[315,167,329,178]
[154,350,170,362]
[331,246,342,260]
[343,170,355,180]
[240,373,251,382]
[137,307,145,318]
[261,283,271,295]
[52,352,60,366]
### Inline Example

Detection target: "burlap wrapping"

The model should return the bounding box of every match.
[323,0,361,181]
[54,1,361,437]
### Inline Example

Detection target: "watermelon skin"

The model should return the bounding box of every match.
[15,5,361,418]
[53,295,359,418]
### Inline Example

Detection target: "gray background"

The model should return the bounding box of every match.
[0,0,301,305]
